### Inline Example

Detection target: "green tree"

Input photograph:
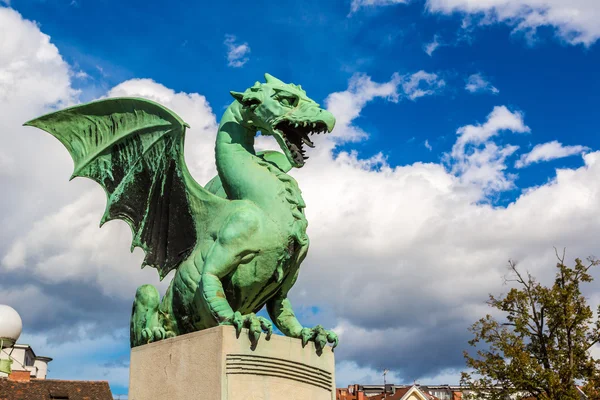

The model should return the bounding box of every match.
[461,251,600,400]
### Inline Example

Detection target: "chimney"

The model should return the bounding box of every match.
[9,370,31,382]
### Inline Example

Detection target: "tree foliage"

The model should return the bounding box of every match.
[461,251,600,400]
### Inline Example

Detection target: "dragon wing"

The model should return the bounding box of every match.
[25,97,226,280]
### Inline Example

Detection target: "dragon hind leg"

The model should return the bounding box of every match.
[130,284,174,347]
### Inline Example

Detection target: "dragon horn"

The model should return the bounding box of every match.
[264,73,285,86]
[230,91,244,102]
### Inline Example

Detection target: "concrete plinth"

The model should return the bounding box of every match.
[129,325,335,400]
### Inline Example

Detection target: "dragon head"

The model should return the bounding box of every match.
[231,73,336,168]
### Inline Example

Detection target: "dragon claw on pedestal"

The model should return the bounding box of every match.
[301,325,339,353]
[229,312,273,348]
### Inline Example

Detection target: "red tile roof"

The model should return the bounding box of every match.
[367,386,444,400]
[369,387,412,400]
[0,378,113,400]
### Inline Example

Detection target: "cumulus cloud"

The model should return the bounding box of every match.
[291,91,600,382]
[349,0,408,14]
[426,0,600,46]
[465,73,499,94]
[318,71,443,144]
[324,73,402,143]
[445,106,529,196]
[515,140,590,168]
[0,6,81,248]
[348,0,600,46]
[224,34,250,68]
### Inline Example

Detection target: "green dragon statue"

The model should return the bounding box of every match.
[25,74,338,353]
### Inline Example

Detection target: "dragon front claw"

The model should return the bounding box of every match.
[141,327,175,344]
[300,325,338,354]
[228,311,273,349]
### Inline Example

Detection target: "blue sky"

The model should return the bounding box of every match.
[1,0,600,396]
[13,0,600,200]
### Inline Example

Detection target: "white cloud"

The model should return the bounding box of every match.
[224,34,250,68]
[446,106,529,196]
[425,140,432,151]
[349,0,409,14]
[324,73,402,143]
[350,0,600,46]
[465,73,499,94]
[0,8,77,111]
[293,115,600,380]
[0,6,81,248]
[515,140,589,168]
[453,106,529,148]
[402,70,445,100]
[73,69,89,79]
[312,71,443,145]
[424,35,442,56]
[426,0,600,46]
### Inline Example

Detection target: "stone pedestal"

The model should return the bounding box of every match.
[129,325,335,400]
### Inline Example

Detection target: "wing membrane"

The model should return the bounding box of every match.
[26,97,222,279]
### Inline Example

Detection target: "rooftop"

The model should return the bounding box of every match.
[0,378,113,400]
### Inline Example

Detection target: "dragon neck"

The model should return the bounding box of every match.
[215,102,261,202]
[215,102,308,244]
[216,102,256,156]
[215,103,287,197]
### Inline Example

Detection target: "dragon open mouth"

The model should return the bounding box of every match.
[274,120,329,166]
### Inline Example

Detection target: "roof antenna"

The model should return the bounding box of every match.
[383,369,389,399]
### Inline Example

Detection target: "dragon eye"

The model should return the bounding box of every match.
[275,93,298,107]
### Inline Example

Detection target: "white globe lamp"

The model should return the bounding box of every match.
[0,305,23,349]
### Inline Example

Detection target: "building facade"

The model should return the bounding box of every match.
[0,343,52,380]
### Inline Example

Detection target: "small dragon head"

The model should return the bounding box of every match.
[231,73,336,168]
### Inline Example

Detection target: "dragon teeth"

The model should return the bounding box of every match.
[301,137,315,148]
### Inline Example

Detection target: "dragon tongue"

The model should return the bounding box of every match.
[301,135,315,148]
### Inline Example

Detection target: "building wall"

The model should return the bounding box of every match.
[33,358,49,379]
[0,344,50,379]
